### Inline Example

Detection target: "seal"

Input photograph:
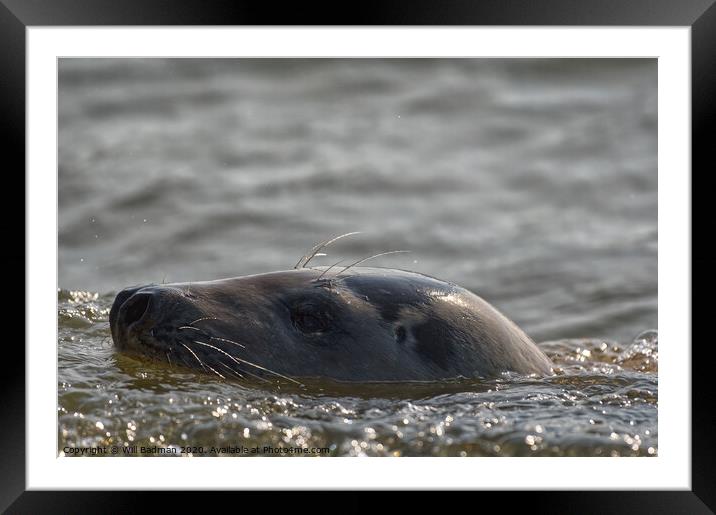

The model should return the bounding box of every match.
[109,263,553,383]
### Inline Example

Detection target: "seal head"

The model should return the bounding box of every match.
[110,267,553,383]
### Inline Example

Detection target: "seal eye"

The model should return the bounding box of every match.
[293,313,326,333]
[291,304,331,334]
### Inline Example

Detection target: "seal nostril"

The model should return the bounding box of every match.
[123,294,151,326]
[395,325,407,344]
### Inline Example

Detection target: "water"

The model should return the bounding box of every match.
[58,58,657,457]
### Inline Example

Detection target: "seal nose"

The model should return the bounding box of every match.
[110,285,142,342]
[110,284,198,352]
[122,292,152,326]
[109,286,162,348]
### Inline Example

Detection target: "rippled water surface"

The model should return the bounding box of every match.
[58,59,657,457]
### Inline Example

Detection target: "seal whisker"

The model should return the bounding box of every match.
[209,336,246,349]
[206,365,226,380]
[217,361,246,380]
[334,250,411,278]
[191,340,302,385]
[178,325,204,332]
[188,316,221,326]
[294,231,361,269]
[180,342,209,373]
[180,325,245,349]
[218,360,273,383]
[314,258,347,282]
[180,343,228,379]
[231,358,303,386]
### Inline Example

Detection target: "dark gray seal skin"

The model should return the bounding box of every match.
[109,267,553,383]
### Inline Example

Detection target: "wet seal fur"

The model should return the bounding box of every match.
[110,266,553,383]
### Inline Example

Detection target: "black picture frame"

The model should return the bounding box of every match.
[4,1,713,512]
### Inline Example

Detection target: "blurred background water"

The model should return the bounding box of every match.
[58,58,657,457]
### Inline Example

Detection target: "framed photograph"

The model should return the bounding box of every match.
[6,0,713,511]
